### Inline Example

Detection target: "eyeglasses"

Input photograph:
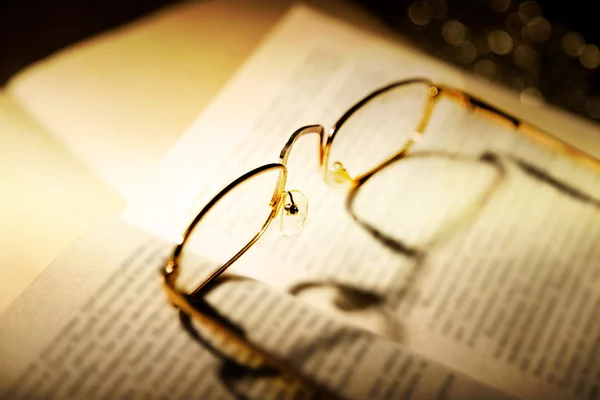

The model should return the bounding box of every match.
[160,75,592,307]
[159,76,595,393]
[160,76,576,294]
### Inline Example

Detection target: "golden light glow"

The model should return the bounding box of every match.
[488,30,513,55]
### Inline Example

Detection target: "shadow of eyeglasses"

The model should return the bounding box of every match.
[287,149,600,339]
[286,150,507,341]
[179,275,346,400]
[179,291,279,400]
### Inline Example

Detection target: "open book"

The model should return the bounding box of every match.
[2,2,600,400]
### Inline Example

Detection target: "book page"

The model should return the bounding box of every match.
[123,5,600,400]
[0,91,124,314]
[0,219,512,399]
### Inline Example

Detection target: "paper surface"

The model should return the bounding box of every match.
[5,0,290,202]
[123,5,600,400]
[5,0,401,203]
[0,219,511,399]
[0,92,124,314]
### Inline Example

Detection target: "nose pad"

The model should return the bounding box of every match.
[279,190,308,237]
[326,162,353,188]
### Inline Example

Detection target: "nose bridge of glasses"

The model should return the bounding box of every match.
[279,125,326,166]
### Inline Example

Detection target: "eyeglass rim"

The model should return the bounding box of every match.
[322,78,441,184]
[163,163,287,294]
[163,124,327,298]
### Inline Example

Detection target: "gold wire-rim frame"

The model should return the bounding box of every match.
[160,76,600,395]
[160,161,340,397]
[324,77,600,186]
[322,78,438,185]
[164,76,600,298]
[163,163,288,294]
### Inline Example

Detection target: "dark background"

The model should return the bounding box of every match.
[358,1,600,45]
[357,0,600,121]
[1,0,599,121]
[0,0,174,84]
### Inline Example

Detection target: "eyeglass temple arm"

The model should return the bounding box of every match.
[439,87,600,171]
[439,87,522,129]
[161,281,340,399]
